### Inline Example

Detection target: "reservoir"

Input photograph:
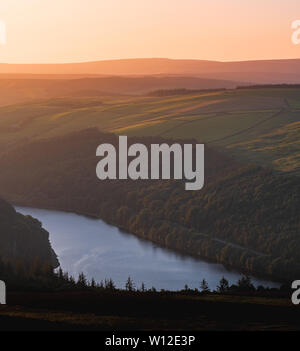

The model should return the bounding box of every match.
[16,206,280,291]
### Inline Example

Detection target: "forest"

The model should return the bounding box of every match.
[0,194,289,297]
[0,129,298,283]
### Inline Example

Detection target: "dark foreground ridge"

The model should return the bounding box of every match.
[0,288,298,331]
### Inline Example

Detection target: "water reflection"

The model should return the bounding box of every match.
[17,207,280,291]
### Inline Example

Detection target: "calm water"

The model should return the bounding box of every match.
[16,206,280,291]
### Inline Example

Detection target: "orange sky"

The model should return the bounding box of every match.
[0,0,300,63]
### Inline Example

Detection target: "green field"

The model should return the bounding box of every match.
[0,87,299,175]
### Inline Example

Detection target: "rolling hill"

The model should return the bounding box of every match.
[0,76,243,107]
[0,85,299,283]
[2,58,300,83]
[0,86,299,175]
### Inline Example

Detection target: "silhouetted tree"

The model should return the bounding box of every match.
[77,272,87,288]
[237,275,255,292]
[91,277,96,289]
[200,279,210,293]
[105,278,116,291]
[125,276,135,291]
[217,276,229,293]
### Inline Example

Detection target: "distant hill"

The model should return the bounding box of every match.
[0,76,243,106]
[2,58,300,83]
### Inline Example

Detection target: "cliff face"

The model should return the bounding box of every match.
[0,198,59,269]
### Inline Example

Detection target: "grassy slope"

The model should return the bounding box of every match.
[0,76,242,107]
[0,87,299,175]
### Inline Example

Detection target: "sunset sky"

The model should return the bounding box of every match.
[0,0,300,63]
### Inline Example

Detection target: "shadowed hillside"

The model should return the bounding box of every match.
[0,198,59,274]
[0,129,299,283]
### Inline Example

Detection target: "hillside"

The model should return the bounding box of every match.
[0,87,299,175]
[0,130,299,283]
[0,198,59,273]
[2,58,300,83]
[0,86,299,283]
[0,76,242,107]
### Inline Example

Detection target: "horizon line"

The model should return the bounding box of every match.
[1,57,300,65]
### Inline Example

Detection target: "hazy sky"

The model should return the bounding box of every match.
[0,0,300,63]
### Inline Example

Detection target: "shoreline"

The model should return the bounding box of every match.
[14,201,283,287]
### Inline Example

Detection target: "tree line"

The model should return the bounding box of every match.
[1,257,289,296]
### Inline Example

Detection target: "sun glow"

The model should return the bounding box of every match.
[0,0,299,63]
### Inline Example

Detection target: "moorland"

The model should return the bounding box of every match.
[0,67,299,330]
